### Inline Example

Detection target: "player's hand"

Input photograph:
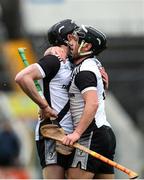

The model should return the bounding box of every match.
[44,46,67,63]
[39,106,58,120]
[62,131,81,146]
[99,67,109,90]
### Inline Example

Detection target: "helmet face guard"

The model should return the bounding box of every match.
[73,25,107,55]
[47,19,78,46]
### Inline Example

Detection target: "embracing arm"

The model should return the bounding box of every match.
[99,67,109,90]
[44,46,67,63]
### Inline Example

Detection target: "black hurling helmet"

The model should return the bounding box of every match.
[47,19,78,46]
[73,25,107,55]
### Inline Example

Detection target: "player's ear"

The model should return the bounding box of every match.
[67,34,73,41]
[83,43,92,51]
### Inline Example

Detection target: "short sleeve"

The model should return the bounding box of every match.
[75,71,97,93]
[38,55,60,81]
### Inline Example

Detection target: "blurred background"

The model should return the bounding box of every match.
[0,0,144,178]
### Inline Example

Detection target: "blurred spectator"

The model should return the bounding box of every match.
[0,123,20,166]
[0,108,30,179]
[0,122,30,179]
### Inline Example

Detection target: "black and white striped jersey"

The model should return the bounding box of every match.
[35,55,73,140]
[69,57,111,130]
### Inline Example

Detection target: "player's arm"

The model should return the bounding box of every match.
[15,63,49,108]
[62,71,98,145]
[74,90,98,136]
[99,67,109,90]
[15,55,60,119]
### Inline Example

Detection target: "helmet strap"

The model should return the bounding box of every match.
[78,40,93,56]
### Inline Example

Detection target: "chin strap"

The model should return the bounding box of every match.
[78,40,93,56]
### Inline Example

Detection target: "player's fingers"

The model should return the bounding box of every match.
[62,136,71,146]
[69,140,74,146]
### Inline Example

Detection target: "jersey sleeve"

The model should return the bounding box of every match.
[75,71,97,94]
[37,55,60,81]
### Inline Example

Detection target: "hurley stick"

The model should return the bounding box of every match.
[41,124,138,179]
[73,143,138,179]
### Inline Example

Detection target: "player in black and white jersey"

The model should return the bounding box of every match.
[15,19,78,179]
[61,25,116,179]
